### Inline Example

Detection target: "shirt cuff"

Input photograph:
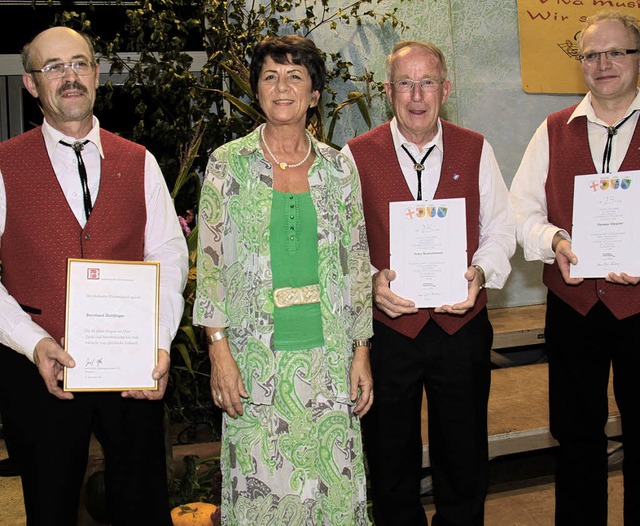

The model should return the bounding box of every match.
[9,319,52,363]
[158,326,174,352]
[543,228,570,263]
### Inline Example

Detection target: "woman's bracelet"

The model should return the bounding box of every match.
[208,329,228,345]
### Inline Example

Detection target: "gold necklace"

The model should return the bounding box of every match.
[260,125,312,170]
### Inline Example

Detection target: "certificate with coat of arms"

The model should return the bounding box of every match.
[389,198,468,307]
[63,259,160,391]
[570,171,640,278]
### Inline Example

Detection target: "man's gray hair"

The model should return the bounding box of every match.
[385,41,448,82]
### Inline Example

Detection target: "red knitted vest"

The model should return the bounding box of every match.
[349,120,487,337]
[0,127,147,341]
[545,105,640,319]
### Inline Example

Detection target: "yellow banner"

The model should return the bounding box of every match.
[518,0,640,93]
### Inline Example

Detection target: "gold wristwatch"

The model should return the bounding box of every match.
[352,338,372,351]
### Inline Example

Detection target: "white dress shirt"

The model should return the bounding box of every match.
[342,117,516,289]
[0,117,188,361]
[510,91,640,264]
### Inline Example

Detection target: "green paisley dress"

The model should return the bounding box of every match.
[194,125,373,525]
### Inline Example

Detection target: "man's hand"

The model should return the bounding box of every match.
[122,349,171,400]
[33,337,75,400]
[605,272,640,285]
[350,346,373,417]
[435,265,483,315]
[553,234,638,286]
[373,269,418,318]
[553,236,583,285]
[209,340,248,419]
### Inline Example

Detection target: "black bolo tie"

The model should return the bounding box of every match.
[602,111,637,174]
[401,144,436,200]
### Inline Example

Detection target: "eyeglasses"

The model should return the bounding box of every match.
[390,78,443,92]
[578,49,639,65]
[28,60,96,80]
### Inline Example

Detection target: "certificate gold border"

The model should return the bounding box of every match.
[63,259,160,392]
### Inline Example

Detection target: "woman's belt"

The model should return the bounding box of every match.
[273,284,320,308]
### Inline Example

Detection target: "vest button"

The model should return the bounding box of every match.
[84,234,91,240]
[598,289,605,295]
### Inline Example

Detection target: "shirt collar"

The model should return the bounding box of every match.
[42,116,105,159]
[390,116,443,155]
[568,89,640,126]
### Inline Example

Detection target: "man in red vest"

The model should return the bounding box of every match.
[343,41,515,526]
[511,11,640,526]
[0,27,188,525]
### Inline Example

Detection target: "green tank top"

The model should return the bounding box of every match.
[270,191,324,350]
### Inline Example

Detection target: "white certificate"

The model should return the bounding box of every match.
[389,198,468,307]
[570,171,640,278]
[64,259,160,391]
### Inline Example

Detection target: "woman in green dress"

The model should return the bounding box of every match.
[193,35,373,525]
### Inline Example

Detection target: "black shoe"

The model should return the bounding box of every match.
[0,457,19,477]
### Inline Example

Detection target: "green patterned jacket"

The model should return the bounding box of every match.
[194,125,373,405]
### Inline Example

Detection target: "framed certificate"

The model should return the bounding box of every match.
[390,198,468,307]
[63,259,160,392]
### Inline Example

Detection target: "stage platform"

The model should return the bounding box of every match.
[421,304,621,467]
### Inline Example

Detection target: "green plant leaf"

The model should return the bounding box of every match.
[212,89,264,123]
[219,61,253,100]
[353,92,372,129]
[173,342,194,373]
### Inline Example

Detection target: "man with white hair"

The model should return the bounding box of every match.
[343,40,515,526]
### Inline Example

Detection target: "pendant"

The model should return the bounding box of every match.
[414,163,424,171]
[279,162,288,170]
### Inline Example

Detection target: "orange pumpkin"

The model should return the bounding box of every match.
[170,502,217,526]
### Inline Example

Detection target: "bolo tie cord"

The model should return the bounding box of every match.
[602,111,636,174]
[401,144,436,200]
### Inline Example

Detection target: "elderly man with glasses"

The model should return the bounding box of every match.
[0,27,188,525]
[342,40,515,526]
[511,10,640,526]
